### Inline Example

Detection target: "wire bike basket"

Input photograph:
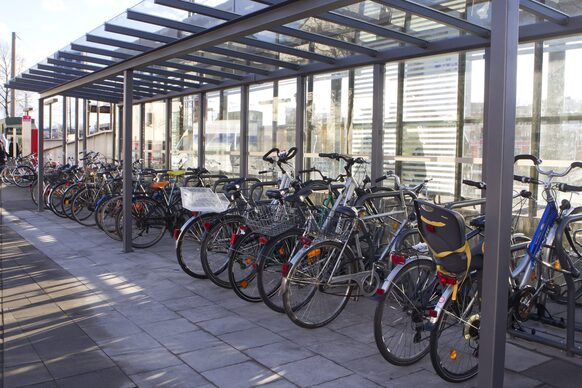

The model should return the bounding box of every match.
[243,203,305,236]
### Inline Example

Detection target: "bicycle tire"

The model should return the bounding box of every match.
[176,212,221,279]
[282,240,357,329]
[200,215,244,289]
[228,231,263,302]
[116,196,167,249]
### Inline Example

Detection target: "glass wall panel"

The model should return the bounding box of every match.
[132,105,141,162]
[248,80,296,179]
[304,67,373,179]
[88,102,98,135]
[171,95,200,169]
[382,63,398,174]
[205,88,241,175]
[144,100,166,169]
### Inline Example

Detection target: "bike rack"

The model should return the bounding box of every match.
[508,208,582,356]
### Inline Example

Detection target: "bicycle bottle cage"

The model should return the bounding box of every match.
[414,200,485,299]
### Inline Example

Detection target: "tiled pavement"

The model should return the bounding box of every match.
[2,185,582,387]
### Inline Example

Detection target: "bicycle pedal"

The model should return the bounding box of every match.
[544,281,561,297]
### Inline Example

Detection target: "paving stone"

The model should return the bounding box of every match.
[138,318,199,338]
[504,343,552,372]
[3,362,54,388]
[345,353,424,386]
[522,359,582,388]
[99,333,164,357]
[386,370,474,388]
[197,316,258,336]
[503,370,543,388]
[178,305,232,323]
[244,340,315,369]
[162,295,213,311]
[30,332,99,360]
[313,374,381,388]
[156,329,223,354]
[181,344,250,372]
[44,349,116,379]
[109,348,183,376]
[273,356,352,387]
[306,337,377,364]
[55,367,136,388]
[219,327,285,351]
[3,338,43,367]
[129,364,210,387]
[202,361,282,387]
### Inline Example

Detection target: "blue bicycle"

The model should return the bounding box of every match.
[419,154,582,382]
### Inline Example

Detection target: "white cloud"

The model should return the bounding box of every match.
[0,22,10,44]
[41,0,66,12]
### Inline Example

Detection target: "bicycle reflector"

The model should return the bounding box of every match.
[258,236,269,245]
[191,211,199,216]
[202,222,213,231]
[230,232,237,245]
[426,224,436,233]
[390,253,406,265]
[281,262,290,277]
[427,309,438,318]
[239,225,249,233]
[437,272,457,285]
[172,228,180,240]
[375,288,385,296]
[299,236,312,246]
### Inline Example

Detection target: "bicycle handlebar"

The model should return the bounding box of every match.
[557,183,582,192]
[514,154,542,165]
[462,179,487,190]
[262,147,279,163]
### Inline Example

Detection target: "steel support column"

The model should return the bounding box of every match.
[117,105,123,161]
[198,94,205,168]
[295,76,305,175]
[122,70,134,253]
[479,1,519,387]
[62,97,67,164]
[240,85,249,177]
[37,98,45,212]
[74,98,79,165]
[82,101,88,155]
[165,99,172,169]
[111,103,116,161]
[140,103,145,161]
[371,64,385,182]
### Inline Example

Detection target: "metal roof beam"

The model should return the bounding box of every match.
[373,0,490,38]
[56,51,220,83]
[38,0,367,98]
[126,9,336,64]
[519,0,569,25]
[31,67,184,93]
[155,0,378,57]
[7,80,119,102]
[253,0,428,47]
[13,77,126,101]
[104,23,301,70]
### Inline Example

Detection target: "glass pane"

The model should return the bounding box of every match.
[205,88,241,175]
[304,67,374,180]
[144,101,167,169]
[171,95,200,169]
[132,105,141,162]
[383,63,398,174]
[248,79,297,180]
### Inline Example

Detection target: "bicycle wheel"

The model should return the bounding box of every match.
[12,165,36,188]
[547,225,582,303]
[257,229,301,313]
[282,240,356,329]
[49,181,69,217]
[62,184,82,219]
[430,277,481,383]
[228,232,262,302]
[200,215,244,288]
[117,196,167,248]
[101,196,123,241]
[374,257,438,366]
[71,187,98,226]
[176,213,220,279]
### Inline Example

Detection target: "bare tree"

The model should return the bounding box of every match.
[0,41,29,119]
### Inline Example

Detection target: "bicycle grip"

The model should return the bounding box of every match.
[258,170,270,175]
[462,179,487,190]
[262,147,279,162]
[557,183,582,192]
[570,161,582,170]
[284,147,298,161]
[514,175,536,184]
[318,152,333,158]
[375,175,387,183]
[514,154,541,165]
[298,168,315,174]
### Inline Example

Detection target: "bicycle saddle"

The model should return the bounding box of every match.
[284,187,313,203]
[150,181,170,190]
[469,215,486,229]
[224,178,245,192]
[335,205,365,218]
[265,189,284,200]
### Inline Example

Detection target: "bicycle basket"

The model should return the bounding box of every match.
[243,203,305,236]
[180,187,230,213]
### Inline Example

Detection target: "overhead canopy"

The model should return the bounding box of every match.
[6,0,582,103]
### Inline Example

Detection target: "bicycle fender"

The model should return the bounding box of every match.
[430,285,454,323]
[378,256,434,293]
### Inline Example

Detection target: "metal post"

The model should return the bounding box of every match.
[479,1,519,387]
[198,93,205,168]
[295,76,305,175]
[122,70,134,253]
[140,103,145,161]
[371,63,385,182]
[117,105,123,161]
[62,97,67,164]
[74,98,79,165]
[240,85,249,177]
[111,103,116,161]
[165,98,172,169]
[37,98,44,212]
[10,32,16,117]
[82,100,87,156]
[395,62,405,176]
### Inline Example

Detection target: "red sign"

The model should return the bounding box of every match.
[22,115,31,122]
